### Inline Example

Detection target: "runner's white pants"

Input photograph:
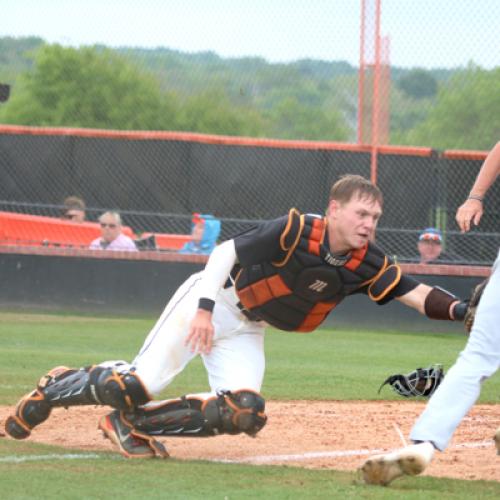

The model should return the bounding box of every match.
[410,249,500,451]
[131,272,266,398]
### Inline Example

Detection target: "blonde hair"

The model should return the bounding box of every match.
[329,174,383,206]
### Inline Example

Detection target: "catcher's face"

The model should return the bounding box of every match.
[327,193,382,254]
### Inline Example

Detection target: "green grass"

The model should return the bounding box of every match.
[1,311,499,499]
[1,311,498,404]
[1,439,499,500]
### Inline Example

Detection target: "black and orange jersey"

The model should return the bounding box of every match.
[231,209,414,332]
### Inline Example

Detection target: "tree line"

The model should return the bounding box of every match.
[0,38,498,150]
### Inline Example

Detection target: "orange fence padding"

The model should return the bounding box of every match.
[0,211,192,251]
[441,150,488,161]
[0,211,133,248]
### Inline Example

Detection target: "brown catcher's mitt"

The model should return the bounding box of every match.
[464,278,489,333]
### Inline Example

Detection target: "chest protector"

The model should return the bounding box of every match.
[235,208,395,332]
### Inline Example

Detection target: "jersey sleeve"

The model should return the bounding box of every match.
[233,215,289,266]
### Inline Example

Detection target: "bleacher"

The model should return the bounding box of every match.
[0,211,191,251]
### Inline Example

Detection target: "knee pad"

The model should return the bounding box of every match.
[204,390,267,436]
[90,364,151,410]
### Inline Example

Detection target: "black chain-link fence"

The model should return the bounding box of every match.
[0,128,498,264]
[1,2,498,263]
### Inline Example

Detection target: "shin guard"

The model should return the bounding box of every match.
[128,389,267,437]
[5,366,69,439]
[5,363,151,439]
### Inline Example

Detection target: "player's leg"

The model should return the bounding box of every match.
[408,269,500,450]
[4,360,151,440]
[130,272,204,395]
[100,301,267,456]
[5,273,202,442]
[361,251,500,485]
[96,274,207,457]
[203,297,266,394]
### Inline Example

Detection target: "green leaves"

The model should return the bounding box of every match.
[393,66,500,150]
[1,40,497,148]
[0,44,180,130]
[0,42,350,140]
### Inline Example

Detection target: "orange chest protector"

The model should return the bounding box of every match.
[235,209,391,332]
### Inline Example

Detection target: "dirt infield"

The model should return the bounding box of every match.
[1,401,499,482]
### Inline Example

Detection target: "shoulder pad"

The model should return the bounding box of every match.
[279,208,302,251]
[367,264,402,302]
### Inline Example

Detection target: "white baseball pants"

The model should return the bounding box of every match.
[410,249,500,450]
[131,272,266,397]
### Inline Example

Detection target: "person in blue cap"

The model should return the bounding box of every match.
[179,213,221,255]
[417,227,444,264]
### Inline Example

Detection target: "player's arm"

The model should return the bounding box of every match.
[367,265,467,321]
[185,239,238,354]
[456,141,500,233]
[396,282,465,320]
[186,216,289,354]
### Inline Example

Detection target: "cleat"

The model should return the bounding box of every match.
[360,442,434,486]
[98,410,168,459]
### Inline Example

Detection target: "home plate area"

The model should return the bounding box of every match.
[1,400,498,481]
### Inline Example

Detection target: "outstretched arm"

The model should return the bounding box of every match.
[396,283,463,320]
[456,141,500,233]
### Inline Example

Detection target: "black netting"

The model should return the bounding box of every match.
[0,131,498,263]
[1,2,498,262]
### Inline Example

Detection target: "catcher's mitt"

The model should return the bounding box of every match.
[464,278,489,333]
[378,364,444,398]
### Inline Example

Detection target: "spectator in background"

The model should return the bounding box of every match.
[417,227,444,263]
[90,211,137,252]
[179,213,221,255]
[62,196,86,223]
[417,227,462,264]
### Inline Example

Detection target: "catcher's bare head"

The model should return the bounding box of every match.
[328,174,383,208]
[327,175,383,253]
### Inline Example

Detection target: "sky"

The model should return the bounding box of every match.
[2,0,499,69]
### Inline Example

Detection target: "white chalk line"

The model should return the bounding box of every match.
[0,440,493,465]
[214,440,494,465]
[393,423,408,447]
[0,453,101,463]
